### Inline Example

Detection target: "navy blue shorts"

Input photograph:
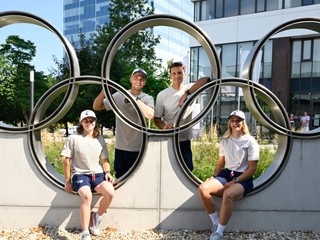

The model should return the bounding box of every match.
[216,168,253,196]
[72,172,106,192]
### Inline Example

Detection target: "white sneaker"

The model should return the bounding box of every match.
[89,211,101,236]
[211,224,218,233]
[81,231,92,240]
[210,232,223,240]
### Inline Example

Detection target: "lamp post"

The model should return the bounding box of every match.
[30,70,34,114]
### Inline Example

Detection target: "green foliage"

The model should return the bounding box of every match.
[191,133,220,180]
[50,0,169,128]
[192,132,277,182]
[0,35,50,124]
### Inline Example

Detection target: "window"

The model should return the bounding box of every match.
[313,39,320,77]
[224,0,239,17]
[216,0,224,18]
[285,0,301,8]
[240,0,255,14]
[302,0,313,5]
[256,0,266,11]
[266,0,282,11]
[291,41,301,78]
[302,40,312,60]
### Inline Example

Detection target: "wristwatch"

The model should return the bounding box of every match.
[233,177,239,183]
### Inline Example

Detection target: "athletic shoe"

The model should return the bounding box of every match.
[81,231,92,240]
[210,232,223,240]
[89,211,101,236]
[211,224,218,233]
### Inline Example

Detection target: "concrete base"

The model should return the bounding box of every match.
[0,133,320,232]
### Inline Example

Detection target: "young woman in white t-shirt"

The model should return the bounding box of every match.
[198,110,259,240]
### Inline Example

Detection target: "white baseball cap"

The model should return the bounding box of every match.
[79,110,96,122]
[228,110,246,120]
[131,68,147,78]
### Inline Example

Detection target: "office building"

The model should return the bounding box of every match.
[190,1,320,130]
[63,0,193,69]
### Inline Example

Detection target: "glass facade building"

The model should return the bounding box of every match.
[149,0,193,69]
[63,0,193,66]
[63,0,111,46]
[190,1,320,131]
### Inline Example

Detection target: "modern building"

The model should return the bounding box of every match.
[190,1,320,131]
[149,0,193,71]
[63,0,193,69]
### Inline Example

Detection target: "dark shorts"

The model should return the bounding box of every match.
[216,168,254,196]
[72,172,105,192]
[114,148,139,178]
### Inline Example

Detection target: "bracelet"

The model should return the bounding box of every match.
[186,89,191,95]
[105,171,112,174]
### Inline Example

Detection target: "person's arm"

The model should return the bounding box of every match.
[101,157,114,183]
[63,157,73,192]
[212,155,225,178]
[154,117,173,129]
[178,77,212,107]
[93,90,106,111]
[234,160,258,182]
[136,99,154,120]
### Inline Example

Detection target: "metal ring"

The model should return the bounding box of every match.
[101,14,221,135]
[242,17,320,139]
[0,11,80,133]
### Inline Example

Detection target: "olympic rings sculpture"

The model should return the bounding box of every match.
[1,11,320,193]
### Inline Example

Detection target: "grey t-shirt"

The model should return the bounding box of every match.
[61,133,108,174]
[103,90,154,151]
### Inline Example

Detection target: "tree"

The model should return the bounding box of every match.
[0,35,50,125]
[52,0,171,128]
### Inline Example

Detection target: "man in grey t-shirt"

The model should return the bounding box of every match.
[93,68,154,178]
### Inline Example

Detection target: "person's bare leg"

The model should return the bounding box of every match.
[78,186,93,231]
[198,179,224,213]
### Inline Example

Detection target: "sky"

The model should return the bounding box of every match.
[0,1,64,74]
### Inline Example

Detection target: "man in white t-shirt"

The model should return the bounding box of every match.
[154,61,211,171]
[300,111,310,132]
[93,68,154,178]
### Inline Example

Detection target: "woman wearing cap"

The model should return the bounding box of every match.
[61,110,115,240]
[198,110,259,240]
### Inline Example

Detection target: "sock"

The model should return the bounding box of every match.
[82,230,89,235]
[96,213,103,221]
[209,212,219,225]
[216,223,226,236]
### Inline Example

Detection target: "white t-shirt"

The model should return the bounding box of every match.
[61,134,108,174]
[300,115,310,128]
[103,90,154,151]
[219,134,259,172]
[155,84,194,141]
